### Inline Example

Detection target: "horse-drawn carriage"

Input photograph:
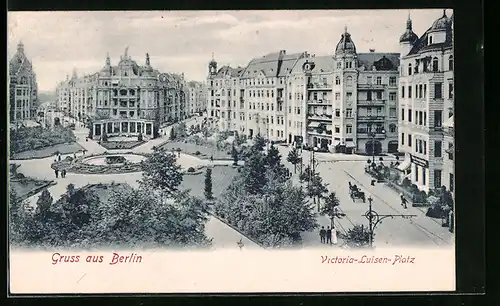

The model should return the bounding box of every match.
[348,182,366,203]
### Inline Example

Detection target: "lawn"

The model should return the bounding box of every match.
[10,142,85,160]
[180,166,238,199]
[10,178,55,200]
[100,141,145,150]
[159,141,232,160]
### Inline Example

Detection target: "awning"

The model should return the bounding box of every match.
[333,140,341,147]
[308,122,321,128]
[397,158,411,171]
[345,141,356,148]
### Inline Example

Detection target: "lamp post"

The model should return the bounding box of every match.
[367,123,385,164]
[364,196,416,248]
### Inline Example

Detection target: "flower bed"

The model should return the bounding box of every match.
[100,140,145,150]
[51,151,151,174]
[10,125,77,155]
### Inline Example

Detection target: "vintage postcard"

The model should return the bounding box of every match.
[7,9,455,294]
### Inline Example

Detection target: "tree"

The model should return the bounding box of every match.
[287,147,301,173]
[36,189,53,218]
[252,135,266,152]
[176,122,187,138]
[240,149,267,194]
[204,168,213,200]
[169,127,176,140]
[140,152,183,197]
[320,192,345,228]
[231,145,239,166]
[341,225,372,247]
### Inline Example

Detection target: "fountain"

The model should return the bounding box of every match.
[82,153,146,166]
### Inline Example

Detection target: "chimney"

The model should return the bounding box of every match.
[369,49,375,53]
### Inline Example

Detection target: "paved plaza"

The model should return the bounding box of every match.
[10,118,262,251]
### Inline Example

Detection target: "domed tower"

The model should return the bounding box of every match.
[427,9,451,46]
[208,53,217,76]
[333,26,358,151]
[399,12,419,57]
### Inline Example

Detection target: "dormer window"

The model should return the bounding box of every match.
[428,35,433,45]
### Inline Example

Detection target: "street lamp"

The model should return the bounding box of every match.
[367,124,385,164]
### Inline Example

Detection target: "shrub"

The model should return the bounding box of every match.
[379,157,384,161]
[15,173,25,179]
[195,151,201,155]
[65,156,74,162]
[402,178,411,187]
[187,167,196,173]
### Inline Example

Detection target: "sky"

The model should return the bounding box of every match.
[8,9,450,92]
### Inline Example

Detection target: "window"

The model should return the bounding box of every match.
[423,141,427,155]
[408,64,412,75]
[424,112,427,126]
[335,109,340,117]
[448,142,453,160]
[401,108,405,120]
[337,62,342,69]
[419,85,423,98]
[367,91,372,101]
[422,167,426,185]
[367,108,372,115]
[408,86,412,98]
[449,173,454,192]
[389,92,397,101]
[448,55,454,71]
[415,165,419,182]
[376,92,382,100]
[401,133,405,145]
[408,134,412,147]
[390,108,397,117]
[367,76,372,84]
[434,110,442,127]
[335,77,340,85]
[449,83,454,99]
[401,86,405,98]
[376,77,382,85]
[346,92,353,100]
[335,93,340,100]
[434,170,442,189]
[322,77,328,85]
[432,58,439,72]
[389,77,397,86]
[415,139,418,152]
[449,110,453,118]
[434,83,442,99]
[346,108,352,117]
[408,109,412,122]
[434,141,442,157]
[419,111,423,125]
[389,124,396,133]
[346,76,352,85]
[429,36,433,45]
[424,84,427,98]
[418,139,423,153]
[346,125,352,133]
[335,126,340,133]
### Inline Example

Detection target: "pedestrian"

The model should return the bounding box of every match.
[210,155,213,163]
[319,226,326,244]
[83,149,86,155]
[73,153,77,159]
[62,169,67,178]
[331,226,338,245]
[400,193,408,209]
[58,154,62,162]
[326,226,332,245]
[55,169,59,178]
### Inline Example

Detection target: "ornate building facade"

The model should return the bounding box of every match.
[206,28,400,154]
[397,10,454,192]
[9,42,39,123]
[56,48,187,139]
[186,81,207,116]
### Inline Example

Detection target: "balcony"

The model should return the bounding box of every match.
[357,83,386,91]
[356,130,387,139]
[276,97,284,103]
[308,114,332,121]
[357,99,386,106]
[428,126,444,135]
[357,115,386,122]
[307,83,332,90]
[307,99,331,105]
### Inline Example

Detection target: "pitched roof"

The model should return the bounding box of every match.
[407,26,453,56]
[291,56,334,74]
[240,51,305,78]
[357,53,400,71]
[214,65,243,78]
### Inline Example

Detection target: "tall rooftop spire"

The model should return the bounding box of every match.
[407,10,413,30]
[146,52,150,66]
[443,9,447,17]
[106,52,110,65]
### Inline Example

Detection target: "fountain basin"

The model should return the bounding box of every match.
[82,154,146,166]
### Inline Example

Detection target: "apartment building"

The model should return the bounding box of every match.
[397,10,454,192]
[186,81,207,116]
[56,48,187,139]
[9,42,39,123]
[206,29,401,154]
